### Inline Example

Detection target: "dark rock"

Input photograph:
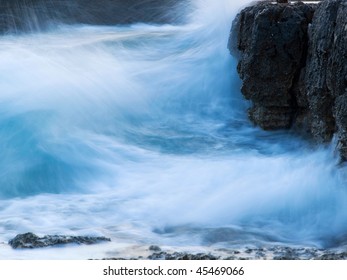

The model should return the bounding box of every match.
[230,1,315,130]
[9,232,111,249]
[273,247,299,260]
[245,248,253,254]
[303,0,347,156]
[255,251,266,258]
[0,0,189,33]
[149,245,161,252]
[100,258,127,260]
[96,246,347,260]
[316,252,347,260]
[224,256,237,260]
[335,94,347,161]
[231,0,347,160]
[148,252,219,260]
[249,106,294,130]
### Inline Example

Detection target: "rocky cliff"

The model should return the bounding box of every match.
[230,0,347,160]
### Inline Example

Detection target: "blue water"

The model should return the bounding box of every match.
[0,0,346,258]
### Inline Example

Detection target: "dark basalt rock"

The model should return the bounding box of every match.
[303,0,347,158]
[231,0,347,160]
[9,232,111,249]
[230,1,315,131]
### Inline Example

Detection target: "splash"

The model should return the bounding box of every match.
[0,0,346,258]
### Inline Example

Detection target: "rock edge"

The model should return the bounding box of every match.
[9,232,111,249]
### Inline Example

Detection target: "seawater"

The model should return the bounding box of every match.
[0,0,346,259]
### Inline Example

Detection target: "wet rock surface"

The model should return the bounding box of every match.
[231,0,347,160]
[99,245,347,260]
[9,232,111,249]
[230,1,315,130]
[304,0,347,158]
[148,252,220,260]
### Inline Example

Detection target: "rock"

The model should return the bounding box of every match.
[335,94,347,161]
[316,252,347,260]
[249,106,294,130]
[231,0,347,160]
[303,0,347,156]
[230,1,315,130]
[9,232,111,249]
[149,245,162,252]
[94,245,347,260]
[148,252,219,260]
[245,248,253,254]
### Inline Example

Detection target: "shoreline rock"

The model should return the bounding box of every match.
[102,245,347,260]
[9,232,111,249]
[230,0,347,161]
[230,1,315,131]
[7,236,347,260]
[304,0,347,159]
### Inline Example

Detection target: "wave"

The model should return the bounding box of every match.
[0,0,346,250]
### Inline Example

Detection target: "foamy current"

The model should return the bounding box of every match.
[0,0,346,259]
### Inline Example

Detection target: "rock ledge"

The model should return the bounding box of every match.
[9,232,111,249]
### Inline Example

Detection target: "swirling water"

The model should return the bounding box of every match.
[0,0,347,259]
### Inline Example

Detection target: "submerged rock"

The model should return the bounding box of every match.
[9,232,111,249]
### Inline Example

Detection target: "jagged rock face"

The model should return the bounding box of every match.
[231,0,347,161]
[335,94,347,160]
[0,0,188,33]
[304,0,347,158]
[231,1,315,130]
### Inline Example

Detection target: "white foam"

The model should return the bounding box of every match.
[0,0,346,259]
